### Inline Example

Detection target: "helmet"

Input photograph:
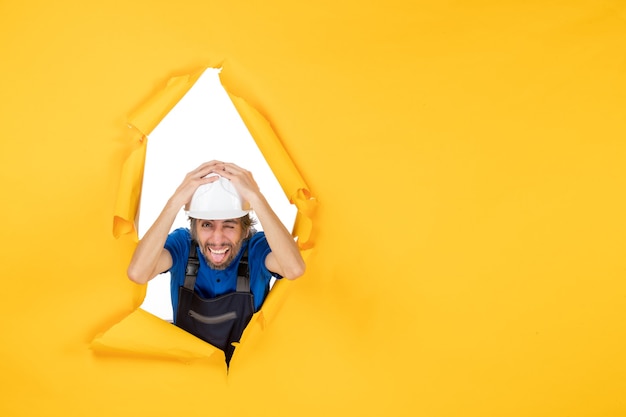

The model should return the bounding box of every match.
[186,175,250,220]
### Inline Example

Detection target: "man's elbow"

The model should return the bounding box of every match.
[127,265,149,285]
[285,261,306,280]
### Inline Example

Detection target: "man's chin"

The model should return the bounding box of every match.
[202,248,238,270]
[200,240,244,271]
[204,256,233,271]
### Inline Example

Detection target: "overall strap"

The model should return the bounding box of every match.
[236,249,250,292]
[184,241,200,290]
[184,240,250,292]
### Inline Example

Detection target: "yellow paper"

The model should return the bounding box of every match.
[1,1,625,417]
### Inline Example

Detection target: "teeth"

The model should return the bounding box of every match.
[209,247,228,254]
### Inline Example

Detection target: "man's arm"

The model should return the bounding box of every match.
[127,161,223,284]
[251,192,306,280]
[126,199,176,284]
[218,162,306,280]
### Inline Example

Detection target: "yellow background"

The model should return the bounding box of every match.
[1,1,625,416]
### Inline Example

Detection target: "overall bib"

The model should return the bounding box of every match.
[175,241,255,365]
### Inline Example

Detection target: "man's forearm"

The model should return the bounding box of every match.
[126,198,180,284]
[250,193,305,279]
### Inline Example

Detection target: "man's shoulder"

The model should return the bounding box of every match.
[166,227,192,246]
[247,230,269,249]
[248,229,266,241]
[165,228,192,262]
[170,227,191,238]
[245,230,271,263]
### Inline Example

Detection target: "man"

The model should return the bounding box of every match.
[127,160,305,364]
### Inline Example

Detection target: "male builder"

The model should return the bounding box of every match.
[127,161,305,363]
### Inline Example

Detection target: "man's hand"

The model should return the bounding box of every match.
[172,160,224,210]
[212,162,262,206]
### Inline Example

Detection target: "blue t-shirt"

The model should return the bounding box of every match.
[164,228,277,322]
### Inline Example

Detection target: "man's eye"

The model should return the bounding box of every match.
[201,223,212,228]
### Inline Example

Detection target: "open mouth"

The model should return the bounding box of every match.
[207,246,230,264]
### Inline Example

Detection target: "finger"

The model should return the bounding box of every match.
[219,162,246,174]
[224,166,255,184]
[195,164,229,182]
[190,160,223,175]
[221,162,239,169]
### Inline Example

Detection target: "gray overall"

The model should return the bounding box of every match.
[175,241,254,365]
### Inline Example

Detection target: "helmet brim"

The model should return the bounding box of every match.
[186,209,250,221]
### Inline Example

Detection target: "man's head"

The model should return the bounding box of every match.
[189,215,256,270]
[186,174,256,270]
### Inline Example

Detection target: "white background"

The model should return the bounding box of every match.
[138,68,296,321]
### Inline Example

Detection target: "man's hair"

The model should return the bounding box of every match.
[189,214,257,243]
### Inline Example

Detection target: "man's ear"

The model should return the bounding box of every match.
[189,218,198,242]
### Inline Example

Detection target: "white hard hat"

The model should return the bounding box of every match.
[186,175,250,220]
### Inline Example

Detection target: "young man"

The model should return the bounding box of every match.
[127,161,305,364]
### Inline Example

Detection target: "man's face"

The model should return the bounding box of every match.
[195,218,245,270]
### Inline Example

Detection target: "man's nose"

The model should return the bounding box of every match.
[212,227,225,240]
